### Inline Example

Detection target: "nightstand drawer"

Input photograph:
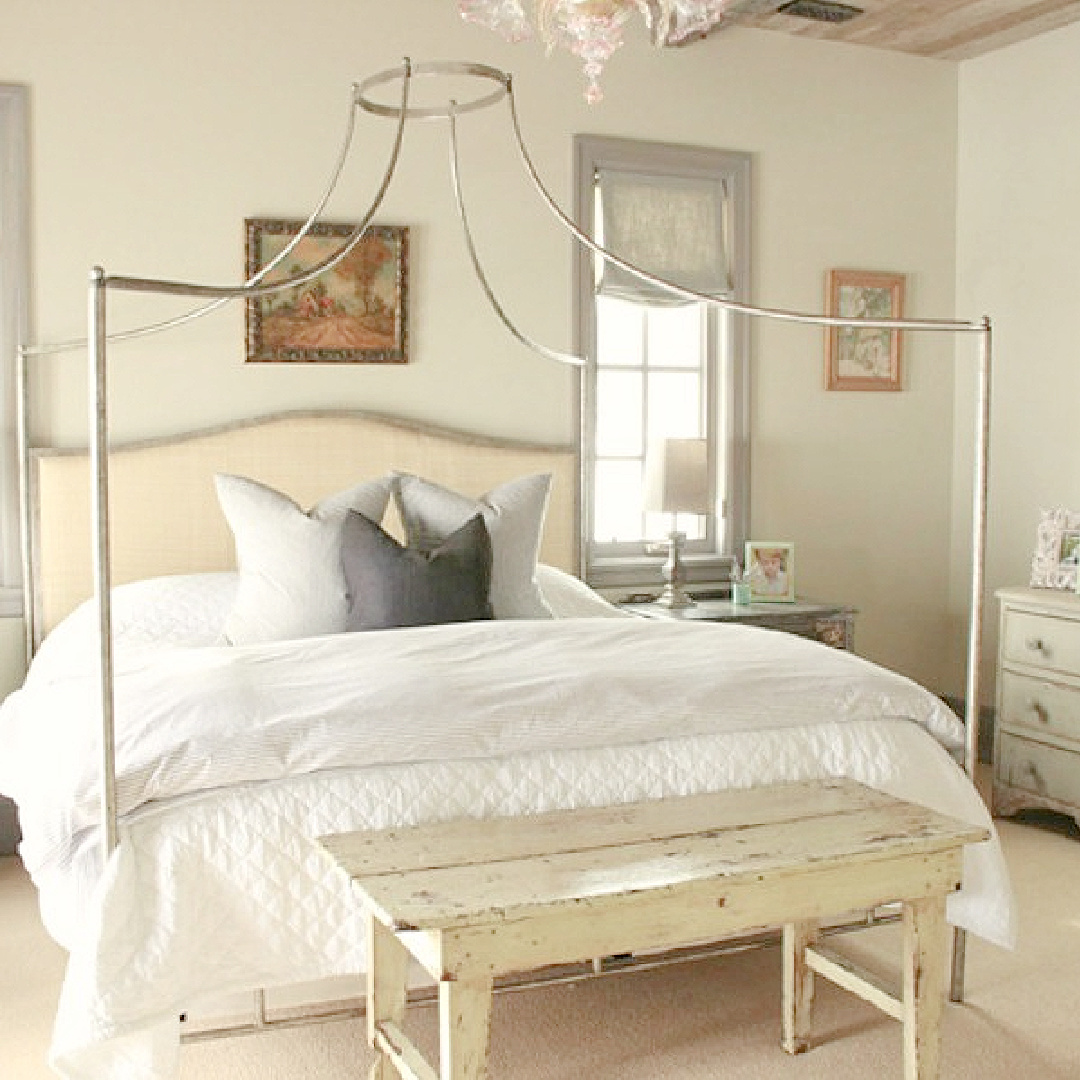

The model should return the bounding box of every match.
[1002,608,1080,675]
[997,732,1080,806]
[999,671,1080,744]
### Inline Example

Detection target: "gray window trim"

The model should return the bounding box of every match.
[573,135,751,595]
[0,85,29,614]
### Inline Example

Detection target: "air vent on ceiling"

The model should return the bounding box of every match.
[776,1,864,22]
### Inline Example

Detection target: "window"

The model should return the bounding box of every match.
[0,85,29,615]
[573,136,750,593]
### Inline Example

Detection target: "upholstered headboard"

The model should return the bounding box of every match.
[29,410,579,646]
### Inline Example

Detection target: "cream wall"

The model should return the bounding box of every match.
[1,1,962,690]
[953,20,1080,702]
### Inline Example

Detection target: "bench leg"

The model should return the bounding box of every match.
[949,926,967,1003]
[781,920,817,1054]
[439,975,493,1080]
[902,896,948,1080]
[367,915,410,1080]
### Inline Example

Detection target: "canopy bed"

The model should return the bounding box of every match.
[0,60,1005,1080]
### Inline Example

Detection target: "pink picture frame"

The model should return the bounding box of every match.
[825,268,905,391]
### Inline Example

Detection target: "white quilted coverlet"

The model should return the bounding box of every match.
[0,611,1013,1080]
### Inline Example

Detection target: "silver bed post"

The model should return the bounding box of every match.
[964,317,993,783]
[950,316,993,1004]
[89,267,119,859]
[16,341,35,658]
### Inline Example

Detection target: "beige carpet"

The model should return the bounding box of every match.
[3,812,1079,1080]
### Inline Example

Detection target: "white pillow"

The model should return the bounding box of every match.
[393,472,554,619]
[27,573,241,685]
[215,473,393,644]
[535,564,630,619]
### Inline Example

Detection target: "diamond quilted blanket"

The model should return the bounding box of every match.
[0,614,1013,1080]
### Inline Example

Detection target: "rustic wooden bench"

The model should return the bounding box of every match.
[319,778,987,1080]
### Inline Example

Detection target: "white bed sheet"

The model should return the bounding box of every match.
[0,572,1014,1080]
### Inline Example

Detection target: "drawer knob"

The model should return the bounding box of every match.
[1029,700,1050,724]
[1025,636,1052,657]
[1017,760,1046,794]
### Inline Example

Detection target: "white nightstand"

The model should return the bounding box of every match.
[993,586,1080,829]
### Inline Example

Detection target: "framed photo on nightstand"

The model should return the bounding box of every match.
[745,541,796,603]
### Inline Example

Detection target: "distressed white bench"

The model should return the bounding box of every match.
[319,778,987,1080]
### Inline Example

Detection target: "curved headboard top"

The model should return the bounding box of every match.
[30,409,579,644]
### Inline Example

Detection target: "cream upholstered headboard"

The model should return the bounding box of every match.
[29,410,579,646]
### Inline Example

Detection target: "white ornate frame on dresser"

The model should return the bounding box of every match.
[993,586,1080,829]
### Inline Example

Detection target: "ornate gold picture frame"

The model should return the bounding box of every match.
[245,219,408,364]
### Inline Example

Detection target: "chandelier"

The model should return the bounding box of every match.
[458,1,736,103]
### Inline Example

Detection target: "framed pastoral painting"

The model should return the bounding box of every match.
[244,219,408,363]
[824,268,905,391]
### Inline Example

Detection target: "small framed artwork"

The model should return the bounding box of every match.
[744,541,796,603]
[825,268,905,391]
[1030,508,1080,590]
[245,218,408,364]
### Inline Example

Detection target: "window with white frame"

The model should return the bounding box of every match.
[0,85,30,615]
[573,136,750,593]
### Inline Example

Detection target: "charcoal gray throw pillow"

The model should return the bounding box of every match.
[341,510,494,630]
[393,472,554,620]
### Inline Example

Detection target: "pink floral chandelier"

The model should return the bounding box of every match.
[458,1,735,103]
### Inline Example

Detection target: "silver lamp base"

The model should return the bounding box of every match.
[656,530,696,609]
[655,583,696,609]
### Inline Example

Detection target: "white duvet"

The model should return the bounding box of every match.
[0,572,1014,1080]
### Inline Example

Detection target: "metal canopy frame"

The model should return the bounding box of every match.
[18,58,992,1008]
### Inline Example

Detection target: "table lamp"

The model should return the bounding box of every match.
[643,437,712,609]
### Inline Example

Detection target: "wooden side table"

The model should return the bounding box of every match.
[620,598,857,651]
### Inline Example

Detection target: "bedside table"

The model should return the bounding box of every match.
[993,586,1080,829]
[619,598,856,651]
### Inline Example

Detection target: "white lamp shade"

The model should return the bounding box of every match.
[643,437,711,516]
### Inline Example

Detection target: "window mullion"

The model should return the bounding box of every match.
[0,85,29,603]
